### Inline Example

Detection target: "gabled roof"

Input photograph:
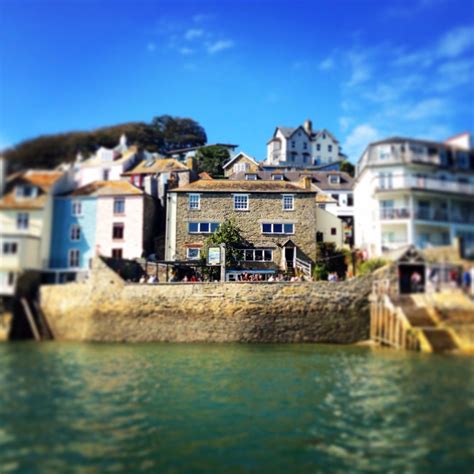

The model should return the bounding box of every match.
[66,180,144,197]
[222,152,259,170]
[0,170,64,209]
[122,158,188,176]
[171,179,315,193]
[312,128,340,144]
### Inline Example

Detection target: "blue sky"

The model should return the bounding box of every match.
[0,0,473,162]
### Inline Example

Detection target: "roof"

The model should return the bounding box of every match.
[165,143,239,154]
[316,193,337,203]
[122,158,188,176]
[171,179,315,193]
[0,170,64,209]
[222,152,259,169]
[276,126,297,138]
[80,145,138,168]
[312,128,340,144]
[198,172,213,180]
[368,136,473,152]
[229,170,354,190]
[66,180,144,197]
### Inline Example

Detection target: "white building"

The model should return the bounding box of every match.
[266,120,346,168]
[354,133,474,258]
[74,135,139,187]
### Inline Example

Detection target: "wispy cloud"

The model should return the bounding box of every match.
[178,47,194,56]
[437,26,474,58]
[318,56,335,71]
[345,51,371,87]
[184,28,204,40]
[207,39,235,54]
[343,124,380,158]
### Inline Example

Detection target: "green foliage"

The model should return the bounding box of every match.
[194,145,231,177]
[340,160,355,177]
[313,242,348,280]
[3,115,207,172]
[358,258,387,275]
[204,218,247,268]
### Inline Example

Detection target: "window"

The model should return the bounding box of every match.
[331,227,337,235]
[112,249,123,259]
[186,248,201,260]
[188,222,219,234]
[114,198,125,215]
[378,172,393,189]
[245,174,257,180]
[2,242,18,255]
[348,194,354,206]
[272,174,284,180]
[103,169,110,181]
[234,163,249,173]
[72,200,82,216]
[322,133,326,139]
[240,249,273,261]
[15,185,37,199]
[331,194,339,202]
[234,194,249,211]
[303,156,307,163]
[282,194,294,211]
[328,145,332,152]
[303,142,308,150]
[70,224,81,241]
[458,152,469,169]
[316,144,321,151]
[112,223,124,240]
[68,249,80,267]
[328,175,340,184]
[261,223,294,234]
[378,145,391,160]
[291,141,295,148]
[16,213,29,230]
[189,194,200,210]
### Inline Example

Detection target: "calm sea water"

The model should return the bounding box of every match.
[0,343,473,473]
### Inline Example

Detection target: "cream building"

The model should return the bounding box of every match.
[354,133,474,258]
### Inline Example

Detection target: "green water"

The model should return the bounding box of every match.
[0,343,473,473]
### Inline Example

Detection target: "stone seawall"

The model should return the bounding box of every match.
[39,259,376,343]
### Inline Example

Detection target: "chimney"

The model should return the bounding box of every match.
[300,176,312,190]
[186,156,195,172]
[304,119,313,135]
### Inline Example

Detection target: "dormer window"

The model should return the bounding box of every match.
[15,185,37,199]
[245,174,257,180]
[328,175,340,184]
[272,174,284,181]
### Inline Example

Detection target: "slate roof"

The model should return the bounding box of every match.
[122,158,188,176]
[172,179,314,193]
[66,180,143,197]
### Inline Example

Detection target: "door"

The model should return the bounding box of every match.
[285,247,295,269]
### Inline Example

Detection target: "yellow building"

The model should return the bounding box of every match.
[0,170,67,295]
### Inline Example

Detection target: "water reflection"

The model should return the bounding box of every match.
[0,343,472,473]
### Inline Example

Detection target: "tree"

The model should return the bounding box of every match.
[150,115,207,151]
[204,218,247,268]
[194,145,230,177]
[312,242,347,280]
[340,160,355,177]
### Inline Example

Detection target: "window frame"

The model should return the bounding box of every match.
[233,194,249,211]
[188,193,201,210]
[68,249,80,268]
[112,223,125,240]
[282,194,295,211]
[70,224,81,242]
[112,248,123,259]
[239,248,273,262]
[113,197,125,215]
[261,223,294,235]
[16,212,29,230]
[186,247,201,260]
[188,222,219,234]
[72,200,83,216]
[2,242,18,255]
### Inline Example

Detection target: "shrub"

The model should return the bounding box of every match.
[359,258,387,275]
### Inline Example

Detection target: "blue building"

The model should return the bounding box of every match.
[48,195,97,282]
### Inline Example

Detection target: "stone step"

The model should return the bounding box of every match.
[422,329,458,352]
[404,307,436,327]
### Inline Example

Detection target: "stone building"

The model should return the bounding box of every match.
[222,152,259,177]
[165,178,319,278]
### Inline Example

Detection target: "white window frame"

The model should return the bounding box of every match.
[186,247,201,260]
[282,194,294,211]
[16,212,29,230]
[68,249,80,268]
[70,224,81,241]
[2,241,19,255]
[272,174,284,181]
[113,197,125,215]
[233,194,249,211]
[189,193,201,210]
[329,175,340,184]
[240,248,273,262]
[15,185,37,199]
[261,223,295,235]
[245,174,257,181]
[72,200,82,216]
[188,222,219,234]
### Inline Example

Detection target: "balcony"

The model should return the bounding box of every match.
[380,208,411,220]
[374,174,474,196]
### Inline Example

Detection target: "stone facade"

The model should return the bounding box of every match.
[40,258,375,343]
[169,184,318,267]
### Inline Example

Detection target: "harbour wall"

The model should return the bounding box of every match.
[40,259,377,343]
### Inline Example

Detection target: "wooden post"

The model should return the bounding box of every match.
[21,298,41,341]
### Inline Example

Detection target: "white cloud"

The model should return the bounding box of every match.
[345,51,371,87]
[405,98,447,120]
[147,42,156,52]
[178,47,194,56]
[184,28,204,40]
[207,39,235,54]
[438,26,474,58]
[434,59,474,91]
[319,56,335,71]
[343,124,380,159]
[339,117,352,132]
